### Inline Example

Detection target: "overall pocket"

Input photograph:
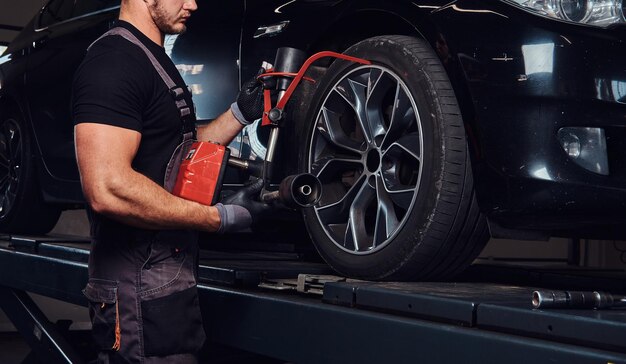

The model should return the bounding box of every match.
[83,279,120,351]
[140,286,205,357]
[139,240,188,297]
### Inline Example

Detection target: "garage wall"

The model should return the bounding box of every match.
[480,237,626,269]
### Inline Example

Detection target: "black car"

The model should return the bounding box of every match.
[1,0,625,280]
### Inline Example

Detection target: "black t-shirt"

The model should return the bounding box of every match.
[72,21,195,241]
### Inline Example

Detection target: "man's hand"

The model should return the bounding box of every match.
[215,178,272,233]
[231,67,266,125]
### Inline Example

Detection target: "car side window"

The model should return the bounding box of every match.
[38,0,121,29]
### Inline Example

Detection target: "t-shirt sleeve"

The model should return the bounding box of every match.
[72,46,148,132]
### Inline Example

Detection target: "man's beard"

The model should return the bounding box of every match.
[148,0,186,35]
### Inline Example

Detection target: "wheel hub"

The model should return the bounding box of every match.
[365,148,381,173]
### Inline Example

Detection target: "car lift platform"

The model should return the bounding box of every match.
[0,234,625,364]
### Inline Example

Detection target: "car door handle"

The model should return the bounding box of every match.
[254,21,290,38]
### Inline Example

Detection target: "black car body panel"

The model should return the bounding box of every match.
[1,0,625,237]
[430,1,626,231]
[2,5,120,204]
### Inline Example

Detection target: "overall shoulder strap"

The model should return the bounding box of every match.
[88,27,194,135]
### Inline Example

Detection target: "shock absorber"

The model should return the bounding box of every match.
[261,47,307,191]
[259,48,309,204]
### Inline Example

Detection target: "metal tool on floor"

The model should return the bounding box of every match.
[532,290,626,309]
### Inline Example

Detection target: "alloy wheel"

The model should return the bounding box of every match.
[308,65,423,255]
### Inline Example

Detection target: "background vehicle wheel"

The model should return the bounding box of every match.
[300,36,489,280]
[0,113,61,234]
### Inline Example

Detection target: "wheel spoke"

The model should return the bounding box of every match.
[317,174,367,225]
[380,141,420,211]
[317,107,365,154]
[381,86,416,150]
[334,75,372,143]
[380,148,419,211]
[343,220,356,250]
[387,188,415,211]
[345,179,376,251]
[311,155,363,180]
[386,132,421,163]
[373,175,400,246]
[365,70,397,144]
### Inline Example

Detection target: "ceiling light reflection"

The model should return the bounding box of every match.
[521,42,554,75]
[176,64,204,76]
[531,165,553,181]
[595,78,626,104]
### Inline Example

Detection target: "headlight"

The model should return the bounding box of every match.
[504,0,625,27]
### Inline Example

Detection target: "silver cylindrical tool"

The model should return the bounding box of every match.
[532,290,626,309]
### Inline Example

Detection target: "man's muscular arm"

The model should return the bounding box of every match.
[75,123,221,231]
[196,109,242,145]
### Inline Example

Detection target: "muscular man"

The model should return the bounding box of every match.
[72,0,266,362]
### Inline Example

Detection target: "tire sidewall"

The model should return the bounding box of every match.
[300,36,449,279]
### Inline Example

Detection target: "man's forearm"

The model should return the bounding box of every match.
[197,108,244,144]
[88,166,221,232]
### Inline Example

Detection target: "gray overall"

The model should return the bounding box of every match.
[82,28,204,364]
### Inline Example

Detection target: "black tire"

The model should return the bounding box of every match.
[0,112,61,234]
[300,35,489,280]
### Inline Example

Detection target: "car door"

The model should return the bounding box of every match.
[24,0,120,182]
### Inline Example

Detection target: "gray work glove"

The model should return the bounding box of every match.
[231,67,266,125]
[214,178,272,233]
